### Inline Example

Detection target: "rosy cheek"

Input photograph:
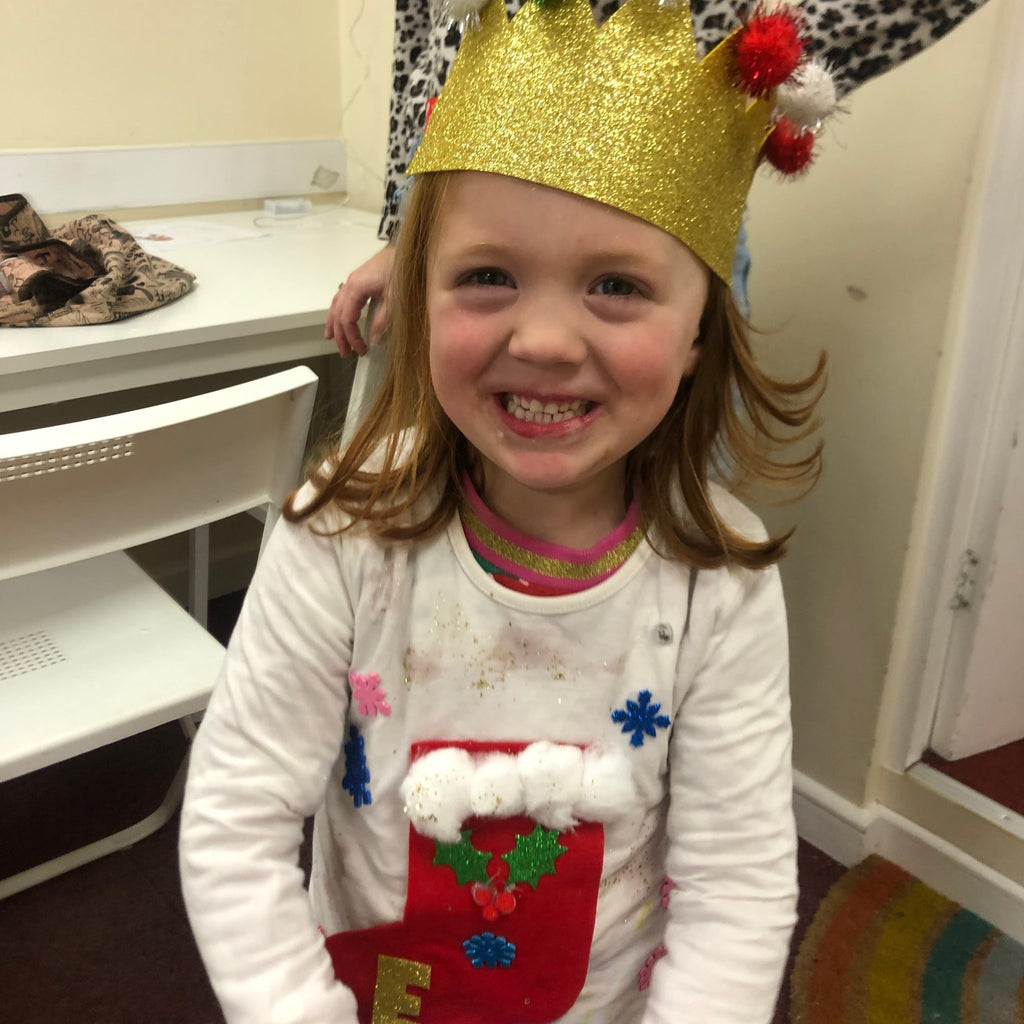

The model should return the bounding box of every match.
[621,343,685,384]
[431,306,488,359]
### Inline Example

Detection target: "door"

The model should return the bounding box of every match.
[930,346,1024,759]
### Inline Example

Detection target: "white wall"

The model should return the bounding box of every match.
[866,0,1024,889]
[748,0,1007,804]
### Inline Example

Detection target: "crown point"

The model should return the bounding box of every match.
[735,4,805,98]
[764,116,815,175]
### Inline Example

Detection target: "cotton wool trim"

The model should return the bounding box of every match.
[400,742,637,842]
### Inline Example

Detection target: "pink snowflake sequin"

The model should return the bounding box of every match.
[350,671,392,717]
[637,945,668,991]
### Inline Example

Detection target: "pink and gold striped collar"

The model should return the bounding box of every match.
[459,474,644,595]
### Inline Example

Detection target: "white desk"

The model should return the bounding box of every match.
[0,206,383,414]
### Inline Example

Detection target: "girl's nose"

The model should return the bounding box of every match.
[506,302,587,366]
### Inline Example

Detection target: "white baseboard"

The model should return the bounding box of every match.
[793,770,1024,944]
[792,769,872,867]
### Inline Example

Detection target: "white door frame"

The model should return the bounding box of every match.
[878,0,1024,773]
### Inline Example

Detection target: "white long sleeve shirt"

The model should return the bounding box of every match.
[180,482,797,1024]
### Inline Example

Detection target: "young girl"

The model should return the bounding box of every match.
[181,2,825,1022]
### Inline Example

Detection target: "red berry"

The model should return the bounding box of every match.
[471,884,492,908]
[482,904,500,922]
[494,890,517,915]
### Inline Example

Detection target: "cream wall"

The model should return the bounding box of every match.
[3,0,342,149]
[337,1,394,216]
[3,1,390,220]
[748,0,1007,804]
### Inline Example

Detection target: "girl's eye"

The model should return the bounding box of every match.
[462,268,512,288]
[594,277,640,298]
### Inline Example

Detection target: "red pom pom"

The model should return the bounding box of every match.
[735,6,804,97]
[764,117,815,175]
[494,890,517,915]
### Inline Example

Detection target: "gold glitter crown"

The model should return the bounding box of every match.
[409,0,774,283]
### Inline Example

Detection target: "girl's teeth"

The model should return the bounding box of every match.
[504,394,589,423]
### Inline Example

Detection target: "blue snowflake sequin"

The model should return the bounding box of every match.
[612,690,671,747]
[463,931,516,968]
[341,725,372,807]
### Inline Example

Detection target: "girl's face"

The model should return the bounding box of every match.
[427,172,708,537]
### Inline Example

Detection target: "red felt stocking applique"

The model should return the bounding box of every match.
[324,742,606,1024]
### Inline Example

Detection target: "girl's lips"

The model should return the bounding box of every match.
[493,393,598,438]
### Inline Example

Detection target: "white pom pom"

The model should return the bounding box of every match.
[437,0,489,23]
[470,754,526,818]
[519,742,584,831]
[775,61,838,129]
[578,746,637,821]
[401,748,475,842]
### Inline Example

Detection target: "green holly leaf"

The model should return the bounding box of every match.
[502,824,566,889]
[433,829,492,886]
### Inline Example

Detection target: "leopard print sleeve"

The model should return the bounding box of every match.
[378,0,989,237]
[380,0,435,240]
[693,0,990,97]
[800,0,990,97]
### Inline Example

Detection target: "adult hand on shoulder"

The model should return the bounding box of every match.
[325,241,396,357]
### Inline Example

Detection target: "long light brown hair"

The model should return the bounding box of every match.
[285,171,825,570]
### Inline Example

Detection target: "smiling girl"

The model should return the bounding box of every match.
[180,3,827,1023]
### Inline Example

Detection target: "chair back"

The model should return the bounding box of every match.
[0,367,317,581]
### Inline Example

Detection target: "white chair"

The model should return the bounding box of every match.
[0,366,318,898]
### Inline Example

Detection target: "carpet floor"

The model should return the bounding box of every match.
[922,740,1024,819]
[793,854,1024,1023]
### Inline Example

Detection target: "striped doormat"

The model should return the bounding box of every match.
[791,855,1024,1023]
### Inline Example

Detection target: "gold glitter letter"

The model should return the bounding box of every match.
[371,955,432,1024]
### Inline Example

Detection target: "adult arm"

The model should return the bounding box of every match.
[180,512,358,1024]
[324,240,395,357]
[327,0,444,356]
[644,558,798,1024]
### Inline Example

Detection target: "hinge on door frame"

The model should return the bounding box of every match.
[949,548,980,610]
